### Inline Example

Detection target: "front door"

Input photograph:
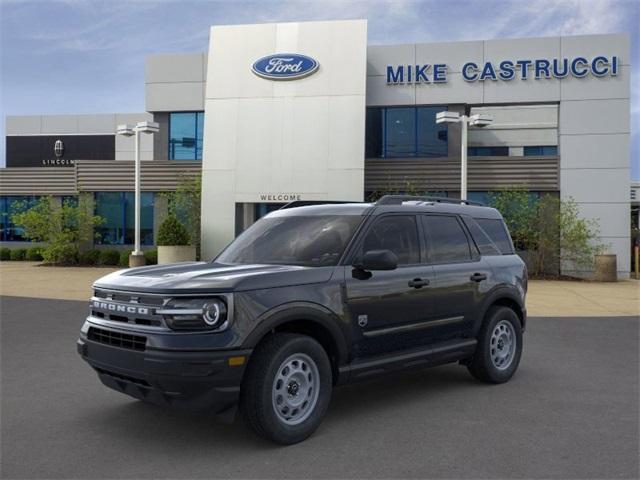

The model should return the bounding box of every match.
[344,214,437,357]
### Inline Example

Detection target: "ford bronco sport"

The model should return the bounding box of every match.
[78,195,527,444]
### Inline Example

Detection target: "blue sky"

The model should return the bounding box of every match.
[1,0,638,177]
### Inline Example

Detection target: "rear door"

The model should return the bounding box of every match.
[344,214,437,357]
[421,214,491,340]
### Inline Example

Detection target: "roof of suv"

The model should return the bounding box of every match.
[269,196,504,220]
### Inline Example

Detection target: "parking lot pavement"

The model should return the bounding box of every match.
[1,296,638,479]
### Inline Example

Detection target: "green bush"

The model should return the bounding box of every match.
[119,250,131,267]
[144,249,158,265]
[0,248,11,261]
[26,247,43,261]
[10,248,27,261]
[79,249,101,266]
[42,244,79,265]
[10,196,104,265]
[157,214,190,246]
[98,249,120,266]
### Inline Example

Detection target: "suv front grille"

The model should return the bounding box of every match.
[90,288,167,328]
[88,327,146,351]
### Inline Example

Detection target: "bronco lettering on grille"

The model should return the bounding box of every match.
[92,300,149,315]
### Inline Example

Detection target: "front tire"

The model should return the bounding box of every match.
[240,333,332,444]
[467,306,523,384]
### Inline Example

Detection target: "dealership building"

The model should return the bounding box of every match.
[0,20,632,277]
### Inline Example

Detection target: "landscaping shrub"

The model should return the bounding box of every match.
[42,244,79,265]
[26,247,43,261]
[98,249,120,266]
[0,248,10,261]
[79,249,101,266]
[157,214,190,246]
[10,196,103,265]
[10,248,27,261]
[144,249,158,265]
[119,250,130,267]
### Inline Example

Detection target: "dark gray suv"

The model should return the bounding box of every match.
[78,195,527,444]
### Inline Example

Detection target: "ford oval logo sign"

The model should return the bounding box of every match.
[252,53,319,80]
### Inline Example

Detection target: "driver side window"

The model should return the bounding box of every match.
[361,215,420,265]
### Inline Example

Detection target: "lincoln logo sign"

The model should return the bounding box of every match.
[54,139,64,158]
[252,54,319,80]
[386,55,620,84]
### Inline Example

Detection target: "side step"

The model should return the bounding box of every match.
[337,338,477,384]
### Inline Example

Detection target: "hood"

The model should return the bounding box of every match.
[93,262,335,294]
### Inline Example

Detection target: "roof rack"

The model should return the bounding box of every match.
[375,195,484,206]
[279,200,361,210]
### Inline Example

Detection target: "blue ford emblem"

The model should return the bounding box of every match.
[252,53,319,80]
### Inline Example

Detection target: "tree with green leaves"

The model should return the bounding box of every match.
[162,173,201,254]
[11,196,104,265]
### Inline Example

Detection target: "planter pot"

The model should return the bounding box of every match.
[157,245,196,265]
[594,254,617,282]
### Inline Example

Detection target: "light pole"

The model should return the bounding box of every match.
[436,111,492,201]
[116,121,159,267]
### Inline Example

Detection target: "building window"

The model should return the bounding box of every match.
[0,196,39,241]
[169,112,204,160]
[468,146,509,156]
[366,106,448,158]
[523,146,558,156]
[95,192,154,245]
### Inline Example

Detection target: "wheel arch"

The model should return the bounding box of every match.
[242,303,350,382]
[475,288,526,335]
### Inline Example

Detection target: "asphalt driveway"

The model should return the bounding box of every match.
[1,296,638,479]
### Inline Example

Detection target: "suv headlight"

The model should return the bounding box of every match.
[158,298,228,331]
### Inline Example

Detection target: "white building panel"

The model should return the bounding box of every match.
[414,73,484,105]
[6,116,42,134]
[201,20,367,258]
[483,36,561,64]
[415,40,484,73]
[561,65,630,101]
[560,99,629,135]
[560,134,629,169]
[146,82,205,112]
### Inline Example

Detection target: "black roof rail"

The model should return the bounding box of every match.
[375,195,484,207]
[279,200,362,210]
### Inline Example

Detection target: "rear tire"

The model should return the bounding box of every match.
[240,333,332,444]
[467,306,522,384]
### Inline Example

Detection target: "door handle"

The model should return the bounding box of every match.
[408,278,430,289]
[470,272,487,282]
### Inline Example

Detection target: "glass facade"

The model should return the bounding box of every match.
[468,146,509,156]
[169,112,204,160]
[94,192,154,245]
[524,146,558,156]
[0,196,39,241]
[366,107,448,158]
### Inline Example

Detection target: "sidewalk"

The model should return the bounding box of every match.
[0,261,638,317]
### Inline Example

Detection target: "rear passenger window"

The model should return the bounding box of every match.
[476,218,514,254]
[463,218,501,256]
[361,216,420,265]
[422,216,472,263]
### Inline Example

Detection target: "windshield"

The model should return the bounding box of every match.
[216,215,363,267]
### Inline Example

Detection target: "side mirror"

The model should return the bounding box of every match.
[356,249,398,271]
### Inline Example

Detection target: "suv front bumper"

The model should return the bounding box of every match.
[77,330,251,422]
